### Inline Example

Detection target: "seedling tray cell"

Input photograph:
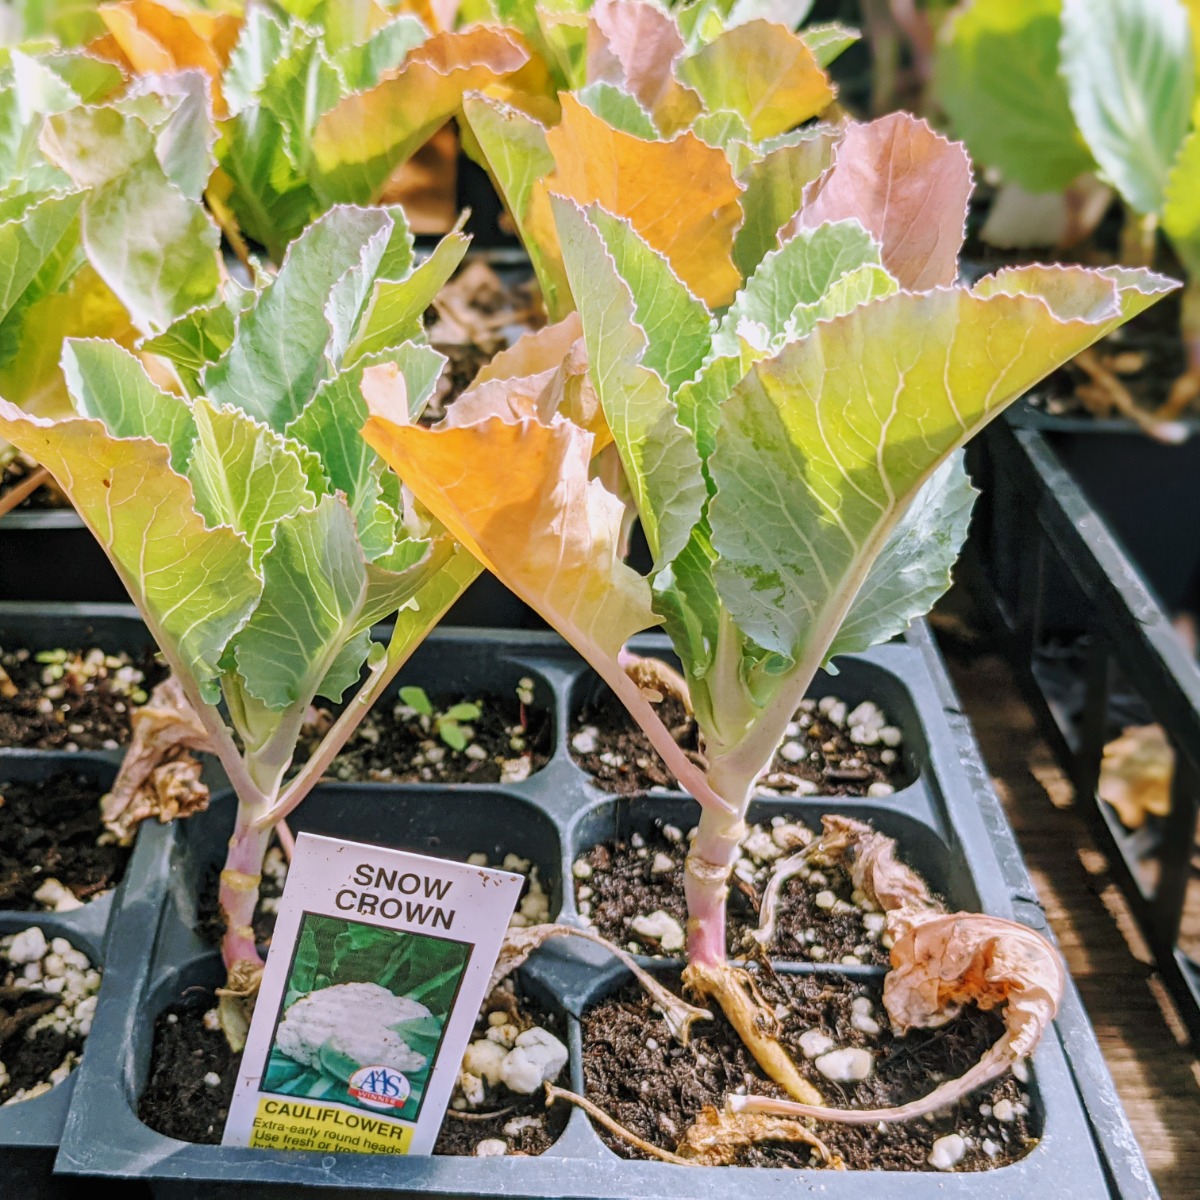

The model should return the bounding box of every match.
[45,623,1151,1197]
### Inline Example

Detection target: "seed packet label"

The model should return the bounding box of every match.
[222,832,523,1156]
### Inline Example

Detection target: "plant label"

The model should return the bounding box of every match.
[223,832,523,1156]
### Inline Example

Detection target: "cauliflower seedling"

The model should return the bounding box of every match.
[397,686,482,752]
[276,982,432,1078]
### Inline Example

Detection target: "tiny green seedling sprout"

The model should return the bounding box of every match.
[397,686,483,753]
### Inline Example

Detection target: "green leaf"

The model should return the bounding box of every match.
[439,722,467,751]
[287,922,321,1004]
[187,399,321,568]
[286,344,445,561]
[61,338,195,472]
[1061,0,1194,216]
[219,98,319,260]
[707,275,1174,662]
[802,22,859,68]
[584,206,713,396]
[0,401,261,704]
[460,94,567,319]
[1163,128,1200,277]
[333,16,428,91]
[346,233,470,364]
[204,206,393,430]
[0,190,83,362]
[935,0,1094,193]
[225,6,287,116]
[826,453,976,661]
[690,109,754,154]
[139,286,251,398]
[126,70,216,204]
[231,494,372,709]
[711,220,884,359]
[41,104,221,334]
[575,82,658,140]
[444,702,481,721]
[399,685,433,716]
[733,127,838,279]
[553,197,707,566]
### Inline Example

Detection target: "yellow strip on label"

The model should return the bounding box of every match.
[249,1097,413,1155]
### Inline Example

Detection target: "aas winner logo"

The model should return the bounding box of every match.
[348,1065,412,1110]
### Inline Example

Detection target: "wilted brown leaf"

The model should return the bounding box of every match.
[101,675,213,843]
[1099,723,1173,828]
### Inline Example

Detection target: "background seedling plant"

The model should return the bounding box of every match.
[366,101,1175,1124]
[936,0,1200,422]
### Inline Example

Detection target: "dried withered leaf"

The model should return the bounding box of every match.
[1098,723,1173,829]
[731,908,1064,1124]
[100,675,213,843]
[811,815,940,915]
[675,1105,839,1166]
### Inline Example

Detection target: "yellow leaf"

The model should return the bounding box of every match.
[535,94,744,307]
[678,20,835,140]
[1099,724,1173,829]
[311,26,543,203]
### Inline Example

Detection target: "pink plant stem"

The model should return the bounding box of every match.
[219,817,272,972]
[683,769,751,968]
[275,819,296,863]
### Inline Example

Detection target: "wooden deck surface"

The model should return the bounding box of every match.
[940,630,1200,1200]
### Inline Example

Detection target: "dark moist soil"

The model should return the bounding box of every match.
[0,773,130,908]
[584,973,1036,1171]
[0,955,83,1104]
[301,690,552,785]
[571,689,905,797]
[0,644,163,750]
[576,818,890,966]
[139,989,569,1156]
[0,976,82,1104]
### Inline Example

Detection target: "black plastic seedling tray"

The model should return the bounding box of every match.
[1003,403,1200,620]
[10,613,1146,1198]
[965,419,1200,1055]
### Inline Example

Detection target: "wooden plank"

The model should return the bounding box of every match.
[940,639,1200,1199]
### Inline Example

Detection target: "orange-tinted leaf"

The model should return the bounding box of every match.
[362,408,655,660]
[99,0,240,114]
[792,112,972,291]
[536,94,744,307]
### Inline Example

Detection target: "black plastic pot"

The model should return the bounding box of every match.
[0,606,182,1193]
[0,912,110,1199]
[37,620,1153,1197]
[1004,402,1200,618]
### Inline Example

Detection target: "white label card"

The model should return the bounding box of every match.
[223,832,522,1156]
